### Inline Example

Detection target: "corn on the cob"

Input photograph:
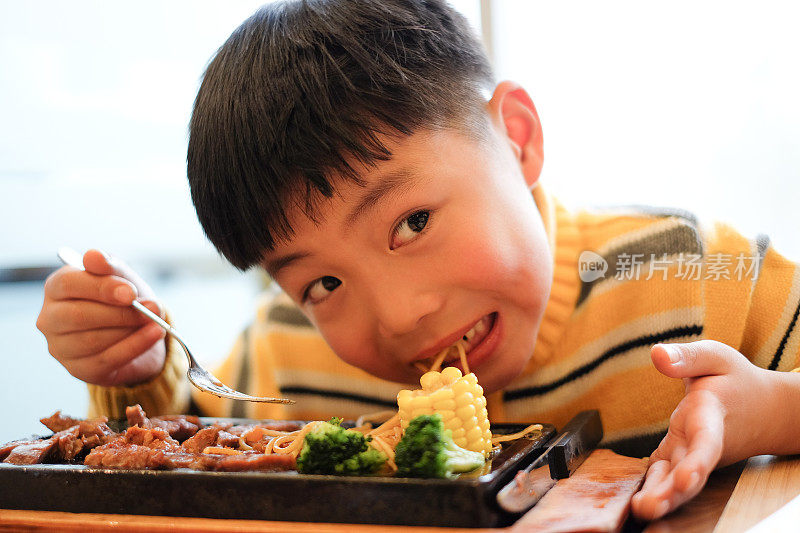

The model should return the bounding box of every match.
[397,366,492,457]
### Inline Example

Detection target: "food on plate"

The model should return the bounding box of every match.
[0,406,299,472]
[1,343,542,477]
[398,365,492,456]
[394,414,486,478]
[295,418,388,475]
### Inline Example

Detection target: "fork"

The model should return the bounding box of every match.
[57,247,294,404]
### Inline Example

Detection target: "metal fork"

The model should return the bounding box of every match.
[57,247,294,404]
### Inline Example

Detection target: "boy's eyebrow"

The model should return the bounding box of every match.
[264,251,312,278]
[264,169,420,277]
[345,168,420,226]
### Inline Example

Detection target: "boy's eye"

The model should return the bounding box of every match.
[304,276,341,304]
[391,210,430,249]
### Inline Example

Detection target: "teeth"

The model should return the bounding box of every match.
[416,314,494,371]
[462,318,487,343]
[461,315,492,352]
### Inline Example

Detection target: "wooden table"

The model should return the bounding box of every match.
[2,455,799,532]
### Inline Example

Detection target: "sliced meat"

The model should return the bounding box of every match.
[211,452,296,472]
[512,449,648,533]
[52,426,83,461]
[5,418,121,464]
[40,411,82,433]
[78,418,117,444]
[4,438,57,465]
[125,404,150,428]
[216,430,240,448]
[160,451,216,470]
[85,441,167,470]
[1,439,39,461]
[181,425,224,454]
[125,406,201,441]
[13,405,301,473]
[123,426,180,451]
[150,415,201,441]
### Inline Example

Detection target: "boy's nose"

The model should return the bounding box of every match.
[372,287,443,338]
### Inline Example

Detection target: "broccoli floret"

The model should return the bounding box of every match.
[394,414,486,478]
[296,421,387,475]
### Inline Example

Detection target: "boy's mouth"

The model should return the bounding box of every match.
[412,312,499,373]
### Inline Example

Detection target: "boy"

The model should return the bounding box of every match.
[36,0,800,522]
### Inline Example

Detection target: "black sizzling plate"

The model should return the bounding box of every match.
[0,419,555,528]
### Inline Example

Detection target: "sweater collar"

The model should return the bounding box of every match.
[526,183,582,372]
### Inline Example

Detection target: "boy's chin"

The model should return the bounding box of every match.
[473,367,519,396]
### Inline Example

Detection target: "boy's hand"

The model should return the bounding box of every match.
[631,340,778,521]
[37,249,167,387]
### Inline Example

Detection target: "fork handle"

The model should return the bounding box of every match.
[57,247,179,339]
[131,300,177,336]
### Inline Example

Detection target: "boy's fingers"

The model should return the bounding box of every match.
[651,340,736,379]
[46,269,139,305]
[674,400,724,491]
[82,249,155,300]
[47,300,151,334]
[108,344,169,386]
[632,459,671,519]
[65,322,166,385]
[82,249,116,276]
[639,459,671,495]
[46,326,137,359]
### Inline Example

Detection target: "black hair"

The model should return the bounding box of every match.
[187,0,494,270]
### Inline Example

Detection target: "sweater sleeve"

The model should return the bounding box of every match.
[739,235,800,371]
[701,220,800,371]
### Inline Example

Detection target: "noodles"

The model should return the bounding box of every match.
[263,420,326,456]
[429,347,449,372]
[245,342,538,475]
[365,412,402,471]
[456,342,469,375]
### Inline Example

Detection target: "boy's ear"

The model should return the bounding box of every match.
[487,81,544,188]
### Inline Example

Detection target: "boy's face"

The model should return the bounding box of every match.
[263,115,552,394]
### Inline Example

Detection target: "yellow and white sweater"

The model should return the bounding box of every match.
[88,185,800,456]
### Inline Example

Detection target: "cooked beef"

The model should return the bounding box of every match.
[216,430,240,448]
[180,425,230,454]
[4,415,121,464]
[40,411,82,433]
[85,441,167,469]
[78,418,116,444]
[52,426,83,461]
[1,439,38,461]
[125,406,203,441]
[125,404,150,428]
[161,451,216,470]
[150,415,201,441]
[211,452,295,472]
[11,405,302,473]
[121,426,180,451]
[4,438,57,464]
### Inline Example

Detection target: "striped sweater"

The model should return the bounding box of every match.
[88,185,800,456]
